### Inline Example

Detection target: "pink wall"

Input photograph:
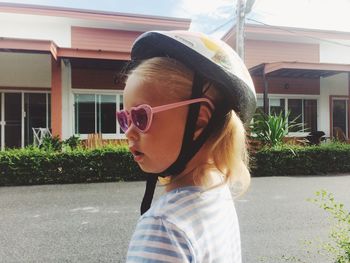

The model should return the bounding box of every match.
[72,68,124,90]
[253,76,320,95]
[71,26,142,52]
[245,40,319,69]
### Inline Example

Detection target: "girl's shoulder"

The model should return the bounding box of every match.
[143,184,234,222]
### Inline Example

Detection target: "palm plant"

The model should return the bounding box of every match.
[250,110,304,147]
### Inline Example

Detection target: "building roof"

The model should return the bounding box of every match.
[0,37,130,60]
[223,24,350,46]
[0,2,191,60]
[0,2,191,32]
[250,61,350,79]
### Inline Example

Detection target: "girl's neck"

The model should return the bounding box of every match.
[164,163,225,192]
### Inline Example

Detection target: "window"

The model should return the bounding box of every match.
[74,93,122,136]
[270,98,285,116]
[256,97,318,132]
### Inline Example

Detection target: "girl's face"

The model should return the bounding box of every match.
[123,74,188,173]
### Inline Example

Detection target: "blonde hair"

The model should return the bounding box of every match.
[128,57,250,194]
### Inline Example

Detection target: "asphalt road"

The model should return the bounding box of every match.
[1,175,350,263]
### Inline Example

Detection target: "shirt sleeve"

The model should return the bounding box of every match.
[126,216,194,263]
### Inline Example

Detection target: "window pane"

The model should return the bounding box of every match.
[119,95,124,134]
[24,93,47,146]
[48,94,51,130]
[288,99,302,132]
[333,99,347,137]
[5,93,22,148]
[0,94,1,149]
[270,98,285,116]
[75,94,95,134]
[99,95,116,134]
[304,100,317,132]
[255,98,264,114]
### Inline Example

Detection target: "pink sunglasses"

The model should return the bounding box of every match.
[116,98,214,133]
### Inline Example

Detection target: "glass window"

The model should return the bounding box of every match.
[74,94,123,135]
[48,94,51,130]
[333,99,347,137]
[304,100,317,132]
[255,98,264,114]
[265,98,317,133]
[119,95,124,134]
[99,95,116,134]
[75,94,95,134]
[288,99,303,132]
[270,98,285,116]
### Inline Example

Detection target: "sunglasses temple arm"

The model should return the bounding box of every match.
[152,98,214,113]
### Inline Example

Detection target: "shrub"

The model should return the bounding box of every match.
[308,190,350,263]
[282,190,350,263]
[63,135,81,150]
[251,142,350,177]
[39,135,62,152]
[0,145,147,186]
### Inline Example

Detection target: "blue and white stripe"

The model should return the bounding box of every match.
[126,185,241,263]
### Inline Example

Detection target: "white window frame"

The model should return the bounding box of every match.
[256,94,320,137]
[72,89,125,140]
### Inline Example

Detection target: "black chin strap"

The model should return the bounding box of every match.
[140,173,158,215]
[140,74,228,215]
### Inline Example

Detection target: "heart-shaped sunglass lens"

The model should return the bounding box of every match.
[131,108,149,131]
[117,112,129,132]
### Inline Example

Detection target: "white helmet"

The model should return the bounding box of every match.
[131,30,256,123]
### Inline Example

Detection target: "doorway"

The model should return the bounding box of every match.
[0,92,50,150]
[331,98,348,139]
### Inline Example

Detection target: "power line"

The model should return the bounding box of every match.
[208,16,235,35]
[246,17,350,48]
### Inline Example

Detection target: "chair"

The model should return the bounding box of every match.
[305,131,325,145]
[32,127,52,146]
[333,127,347,142]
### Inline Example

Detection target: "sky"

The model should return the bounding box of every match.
[1,0,350,37]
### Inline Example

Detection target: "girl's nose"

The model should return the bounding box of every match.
[125,124,139,141]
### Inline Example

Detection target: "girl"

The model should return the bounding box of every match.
[117,31,256,263]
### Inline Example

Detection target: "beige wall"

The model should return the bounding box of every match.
[0,52,51,88]
[245,40,319,68]
[319,73,349,136]
[71,27,142,52]
[320,42,350,64]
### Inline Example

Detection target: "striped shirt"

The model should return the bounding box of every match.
[126,184,242,263]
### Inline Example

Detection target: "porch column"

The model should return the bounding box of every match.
[51,56,62,138]
[262,64,269,114]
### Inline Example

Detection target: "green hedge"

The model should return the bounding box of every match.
[251,143,350,177]
[2,143,350,186]
[0,146,147,186]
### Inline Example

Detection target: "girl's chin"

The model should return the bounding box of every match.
[138,163,167,174]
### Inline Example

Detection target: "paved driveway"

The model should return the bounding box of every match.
[1,175,350,263]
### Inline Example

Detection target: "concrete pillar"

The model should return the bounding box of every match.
[51,56,62,138]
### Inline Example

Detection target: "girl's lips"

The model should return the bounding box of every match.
[133,153,144,162]
[129,147,144,162]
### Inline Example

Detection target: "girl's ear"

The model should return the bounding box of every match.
[194,104,212,140]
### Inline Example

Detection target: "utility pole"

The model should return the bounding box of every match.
[235,0,256,60]
[236,0,246,60]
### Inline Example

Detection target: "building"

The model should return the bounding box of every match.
[2,3,350,150]
[0,3,190,150]
[224,24,350,138]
